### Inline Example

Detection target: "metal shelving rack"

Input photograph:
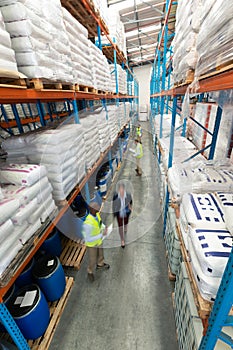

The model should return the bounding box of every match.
[150,1,233,349]
[0,1,138,349]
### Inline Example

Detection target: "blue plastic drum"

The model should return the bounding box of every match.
[32,255,66,302]
[7,284,49,340]
[41,230,62,257]
[16,258,35,288]
[0,284,16,332]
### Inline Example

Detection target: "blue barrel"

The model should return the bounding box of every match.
[16,258,34,288]
[0,284,16,332]
[32,255,66,302]
[41,230,62,257]
[7,284,49,340]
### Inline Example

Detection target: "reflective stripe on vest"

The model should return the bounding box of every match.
[83,212,103,247]
[136,143,143,159]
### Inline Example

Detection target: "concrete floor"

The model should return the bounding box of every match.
[49,122,179,350]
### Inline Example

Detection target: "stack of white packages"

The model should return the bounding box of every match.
[0,0,72,81]
[153,113,182,138]
[62,7,92,87]
[168,159,233,202]
[204,105,233,160]
[106,9,126,56]
[0,163,57,277]
[92,0,108,28]
[180,192,232,302]
[95,108,111,153]
[158,136,204,171]
[172,0,201,83]
[89,41,112,92]
[2,124,86,201]
[109,64,127,94]
[79,112,100,169]
[195,1,233,78]
[215,192,233,234]
[188,103,218,150]
[0,8,18,72]
[107,104,119,144]
[117,102,130,130]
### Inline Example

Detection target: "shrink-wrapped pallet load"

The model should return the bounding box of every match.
[0,0,73,81]
[0,7,18,72]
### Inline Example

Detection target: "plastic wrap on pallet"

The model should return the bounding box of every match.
[165,207,181,275]
[1,1,73,81]
[215,192,233,234]
[0,9,18,72]
[195,1,233,78]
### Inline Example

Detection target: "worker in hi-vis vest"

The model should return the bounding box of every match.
[134,139,143,176]
[136,124,142,142]
[82,202,110,282]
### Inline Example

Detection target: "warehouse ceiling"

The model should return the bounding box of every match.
[108,0,177,67]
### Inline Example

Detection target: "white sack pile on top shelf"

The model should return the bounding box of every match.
[62,7,92,87]
[0,163,57,277]
[89,41,113,92]
[2,124,86,201]
[0,0,73,81]
[172,0,201,83]
[0,7,18,72]
[179,192,233,302]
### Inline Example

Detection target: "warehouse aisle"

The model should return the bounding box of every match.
[50,122,178,350]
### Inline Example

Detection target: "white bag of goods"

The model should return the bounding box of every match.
[12,197,38,225]
[182,193,225,229]
[0,164,47,186]
[19,219,41,245]
[188,236,221,302]
[0,239,22,277]
[0,197,20,225]
[215,192,233,234]
[0,219,14,244]
[1,176,49,204]
[189,227,232,277]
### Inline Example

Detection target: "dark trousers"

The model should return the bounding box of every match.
[117,215,129,241]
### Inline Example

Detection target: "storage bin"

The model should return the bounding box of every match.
[7,284,50,340]
[32,255,66,302]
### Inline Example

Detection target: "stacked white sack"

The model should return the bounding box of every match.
[79,112,101,169]
[195,0,233,78]
[92,0,108,28]
[204,105,233,160]
[109,64,127,94]
[172,0,201,83]
[95,107,111,153]
[168,160,233,202]
[107,104,119,144]
[0,163,57,277]
[0,8,18,72]
[158,136,204,171]
[0,0,72,81]
[2,124,86,201]
[180,192,232,302]
[89,41,113,92]
[62,7,92,86]
[105,9,126,56]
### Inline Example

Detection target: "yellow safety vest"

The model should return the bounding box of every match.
[136,127,142,137]
[136,143,143,159]
[83,212,103,247]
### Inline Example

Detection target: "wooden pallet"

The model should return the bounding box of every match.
[75,84,95,93]
[199,61,233,81]
[174,69,194,87]
[60,236,86,270]
[176,220,212,319]
[0,277,74,350]
[28,78,75,91]
[0,76,27,89]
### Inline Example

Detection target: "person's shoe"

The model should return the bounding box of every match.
[121,240,125,248]
[96,263,110,270]
[88,273,94,282]
[135,168,138,173]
